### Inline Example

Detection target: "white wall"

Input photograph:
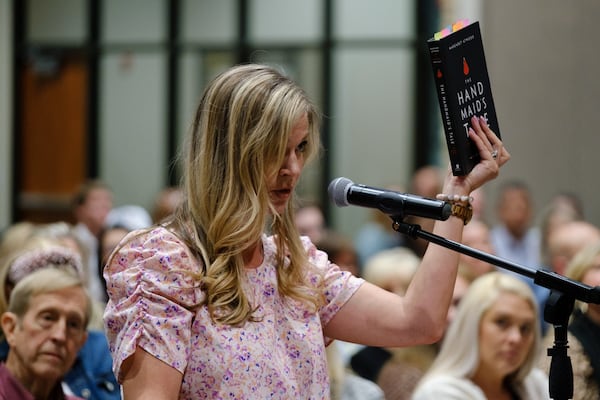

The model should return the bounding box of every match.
[482,0,600,227]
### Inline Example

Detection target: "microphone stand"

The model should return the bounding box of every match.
[391,218,600,400]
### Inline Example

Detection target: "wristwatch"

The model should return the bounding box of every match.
[450,203,473,225]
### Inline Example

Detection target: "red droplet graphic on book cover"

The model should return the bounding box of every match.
[463,58,469,75]
[437,69,443,79]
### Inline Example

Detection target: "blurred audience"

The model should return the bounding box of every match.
[326,333,385,400]
[0,231,120,400]
[539,192,585,266]
[295,202,327,245]
[545,220,600,276]
[1,267,89,400]
[490,180,548,324]
[97,225,131,303]
[412,272,549,399]
[152,186,184,224]
[105,205,152,232]
[29,222,105,329]
[447,266,472,327]
[350,247,436,400]
[458,218,496,282]
[404,165,443,257]
[71,180,113,304]
[0,222,36,261]
[538,242,600,400]
[490,180,541,268]
[316,230,360,277]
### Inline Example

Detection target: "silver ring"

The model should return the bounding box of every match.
[491,149,499,159]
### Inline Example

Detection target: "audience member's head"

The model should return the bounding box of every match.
[294,202,326,244]
[546,220,600,275]
[153,186,185,224]
[459,219,495,281]
[495,180,534,239]
[410,165,443,199]
[97,224,132,301]
[72,180,113,237]
[1,267,89,399]
[315,230,359,277]
[362,247,420,295]
[539,192,585,266]
[105,204,152,232]
[0,222,36,262]
[414,272,542,399]
[406,165,443,257]
[565,242,600,318]
[1,236,57,320]
[2,244,85,312]
[447,267,471,327]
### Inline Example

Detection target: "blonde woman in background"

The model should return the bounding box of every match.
[412,272,549,400]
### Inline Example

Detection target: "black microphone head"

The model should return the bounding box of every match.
[328,177,354,207]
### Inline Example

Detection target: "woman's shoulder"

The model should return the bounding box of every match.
[108,225,196,271]
[412,374,484,400]
[105,225,204,302]
[120,225,186,249]
[519,368,550,399]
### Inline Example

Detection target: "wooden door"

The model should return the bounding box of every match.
[18,54,88,223]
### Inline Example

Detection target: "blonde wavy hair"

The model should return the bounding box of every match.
[170,64,323,326]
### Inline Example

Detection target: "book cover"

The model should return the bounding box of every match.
[427,20,501,176]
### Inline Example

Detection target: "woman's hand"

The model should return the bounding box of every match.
[442,115,510,196]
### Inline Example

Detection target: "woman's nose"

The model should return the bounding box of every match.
[280,154,301,176]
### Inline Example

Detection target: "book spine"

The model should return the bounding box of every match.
[428,41,466,175]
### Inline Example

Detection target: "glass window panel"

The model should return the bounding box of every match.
[330,47,416,237]
[180,0,237,45]
[333,0,416,41]
[102,0,166,44]
[99,52,167,211]
[176,50,235,178]
[249,0,323,44]
[27,0,87,44]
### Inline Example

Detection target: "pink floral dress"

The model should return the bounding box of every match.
[103,227,364,399]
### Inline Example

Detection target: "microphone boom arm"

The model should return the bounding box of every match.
[391,218,600,304]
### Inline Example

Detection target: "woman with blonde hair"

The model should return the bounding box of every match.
[412,272,549,399]
[103,63,509,399]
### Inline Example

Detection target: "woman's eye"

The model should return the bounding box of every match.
[520,323,533,335]
[494,318,509,329]
[296,140,308,154]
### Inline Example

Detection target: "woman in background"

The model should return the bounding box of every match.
[412,272,549,400]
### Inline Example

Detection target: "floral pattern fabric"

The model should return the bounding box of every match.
[103,227,364,399]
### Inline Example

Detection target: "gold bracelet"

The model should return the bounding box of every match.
[450,202,473,225]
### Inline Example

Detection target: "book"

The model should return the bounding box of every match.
[427,20,501,176]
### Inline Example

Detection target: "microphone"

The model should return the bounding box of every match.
[328,177,452,221]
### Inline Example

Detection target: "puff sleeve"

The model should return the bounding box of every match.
[103,227,204,380]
